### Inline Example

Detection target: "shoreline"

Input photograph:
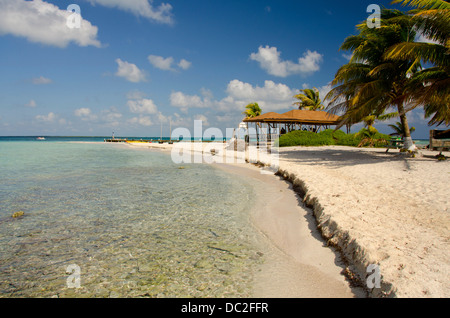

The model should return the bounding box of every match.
[124,141,450,297]
[125,141,366,297]
[211,162,366,298]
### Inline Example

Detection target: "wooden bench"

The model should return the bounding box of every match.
[386,138,404,153]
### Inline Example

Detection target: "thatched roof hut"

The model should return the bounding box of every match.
[242,110,344,141]
[243,110,341,125]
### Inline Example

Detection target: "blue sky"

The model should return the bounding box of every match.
[0,0,445,138]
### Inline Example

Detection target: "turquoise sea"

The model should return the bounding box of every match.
[0,137,263,297]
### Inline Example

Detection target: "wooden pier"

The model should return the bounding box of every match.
[104,138,180,144]
[104,138,225,143]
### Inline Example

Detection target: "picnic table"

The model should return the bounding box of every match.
[386,138,404,153]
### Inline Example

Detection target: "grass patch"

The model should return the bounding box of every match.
[276,128,390,148]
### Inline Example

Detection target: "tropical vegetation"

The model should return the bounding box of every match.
[325,0,449,150]
[277,128,391,148]
[389,121,416,136]
[293,87,324,110]
[242,102,262,118]
[387,0,450,127]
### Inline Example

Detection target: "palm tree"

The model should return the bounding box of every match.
[356,127,388,147]
[389,121,416,136]
[363,111,399,129]
[385,0,450,126]
[326,9,420,149]
[242,102,262,144]
[242,102,262,118]
[293,87,324,110]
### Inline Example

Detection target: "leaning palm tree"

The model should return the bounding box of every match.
[242,102,262,118]
[293,87,324,110]
[326,9,420,149]
[385,0,450,126]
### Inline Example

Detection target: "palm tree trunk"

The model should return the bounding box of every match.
[397,102,415,150]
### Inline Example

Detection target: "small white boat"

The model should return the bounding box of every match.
[36,137,45,140]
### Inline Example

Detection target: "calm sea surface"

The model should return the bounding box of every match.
[0,138,263,297]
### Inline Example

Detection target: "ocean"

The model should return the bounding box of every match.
[0,137,263,297]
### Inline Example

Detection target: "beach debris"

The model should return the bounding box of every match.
[12,211,24,218]
[436,154,446,161]
[250,251,264,260]
[194,258,214,269]
[208,229,219,237]
[178,166,185,169]
[207,245,238,257]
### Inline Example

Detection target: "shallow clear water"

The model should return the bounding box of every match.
[0,140,263,297]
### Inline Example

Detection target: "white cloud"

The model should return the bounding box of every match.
[170,91,211,113]
[250,45,323,77]
[115,58,147,83]
[148,55,192,71]
[128,115,153,126]
[127,98,158,114]
[126,90,147,100]
[74,107,91,117]
[73,107,123,126]
[316,83,333,108]
[74,107,98,121]
[35,112,57,122]
[86,0,173,24]
[123,91,159,126]
[171,79,297,114]
[148,55,175,71]
[406,106,427,125]
[25,100,37,108]
[0,0,101,48]
[101,108,122,124]
[225,79,295,111]
[178,59,192,70]
[32,76,52,85]
[194,114,209,126]
[126,91,158,115]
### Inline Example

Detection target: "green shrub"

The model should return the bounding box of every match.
[277,130,332,147]
[276,128,390,148]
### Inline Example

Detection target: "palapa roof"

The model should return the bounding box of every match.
[282,110,341,124]
[243,112,291,123]
[243,110,341,125]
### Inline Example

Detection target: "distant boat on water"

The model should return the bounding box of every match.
[36,137,45,140]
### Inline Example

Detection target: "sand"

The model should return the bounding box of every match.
[124,141,450,297]
[270,146,450,298]
[212,163,366,298]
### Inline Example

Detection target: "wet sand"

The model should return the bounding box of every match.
[213,163,366,298]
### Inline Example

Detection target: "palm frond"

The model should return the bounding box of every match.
[384,42,448,68]
[391,0,450,10]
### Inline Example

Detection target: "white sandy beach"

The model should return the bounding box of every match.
[125,141,450,297]
[272,146,450,298]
